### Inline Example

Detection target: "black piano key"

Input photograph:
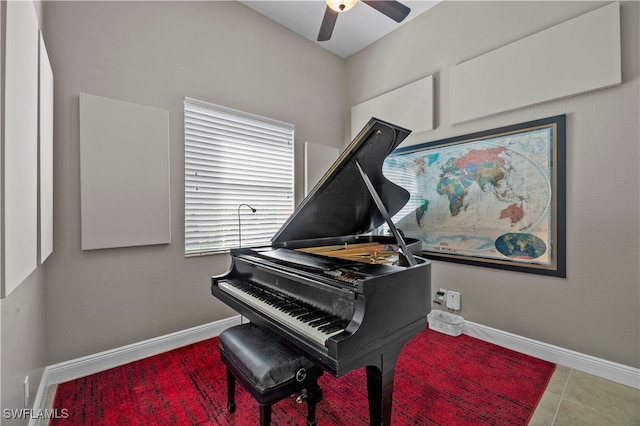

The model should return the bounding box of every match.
[308,317,332,328]
[320,323,344,334]
[318,318,347,333]
[318,315,338,330]
[298,310,317,318]
[278,303,297,311]
[302,310,324,320]
[318,319,342,332]
[223,279,350,337]
[298,313,320,322]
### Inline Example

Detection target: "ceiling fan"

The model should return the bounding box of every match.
[318,0,411,42]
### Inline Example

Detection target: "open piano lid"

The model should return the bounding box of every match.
[272,118,411,246]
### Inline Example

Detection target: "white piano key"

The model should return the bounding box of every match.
[219,280,344,346]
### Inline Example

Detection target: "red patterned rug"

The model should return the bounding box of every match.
[51,328,554,425]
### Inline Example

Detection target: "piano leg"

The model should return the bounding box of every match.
[365,347,402,426]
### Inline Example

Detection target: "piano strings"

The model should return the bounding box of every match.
[296,242,400,264]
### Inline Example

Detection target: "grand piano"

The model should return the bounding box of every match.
[212,118,431,425]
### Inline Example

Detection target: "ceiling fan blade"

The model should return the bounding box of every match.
[317,6,339,41]
[362,0,411,23]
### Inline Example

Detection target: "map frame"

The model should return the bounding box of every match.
[388,115,566,277]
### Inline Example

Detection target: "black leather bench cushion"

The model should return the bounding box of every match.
[219,324,316,393]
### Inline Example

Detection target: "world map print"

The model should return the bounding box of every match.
[383,127,554,265]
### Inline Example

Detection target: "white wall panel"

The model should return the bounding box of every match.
[1,0,4,292]
[79,93,171,250]
[351,75,434,142]
[3,1,39,296]
[449,2,621,124]
[39,32,54,263]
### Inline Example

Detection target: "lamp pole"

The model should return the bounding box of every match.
[237,204,257,248]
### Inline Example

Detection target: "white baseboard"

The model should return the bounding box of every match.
[31,315,639,425]
[463,320,640,389]
[30,315,242,426]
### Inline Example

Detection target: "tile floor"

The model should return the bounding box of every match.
[42,365,639,425]
[529,366,640,425]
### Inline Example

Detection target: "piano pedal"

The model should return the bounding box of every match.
[295,389,308,404]
[296,386,323,404]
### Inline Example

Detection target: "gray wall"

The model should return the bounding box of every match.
[1,0,638,416]
[1,271,47,418]
[2,0,346,412]
[346,1,639,367]
[41,1,346,363]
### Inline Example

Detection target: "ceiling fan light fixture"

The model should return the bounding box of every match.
[326,0,358,13]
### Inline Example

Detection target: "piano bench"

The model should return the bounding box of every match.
[219,323,323,426]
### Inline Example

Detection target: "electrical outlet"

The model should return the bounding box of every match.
[446,291,461,310]
[24,376,29,407]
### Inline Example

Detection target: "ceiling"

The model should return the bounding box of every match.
[240,1,442,58]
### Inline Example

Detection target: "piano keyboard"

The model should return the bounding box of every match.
[218,280,348,346]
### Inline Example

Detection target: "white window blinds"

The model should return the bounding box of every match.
[184,97,294,256]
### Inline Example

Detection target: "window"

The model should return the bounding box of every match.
[184,98,294,255]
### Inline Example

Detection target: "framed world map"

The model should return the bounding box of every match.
[384,115,566,277]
